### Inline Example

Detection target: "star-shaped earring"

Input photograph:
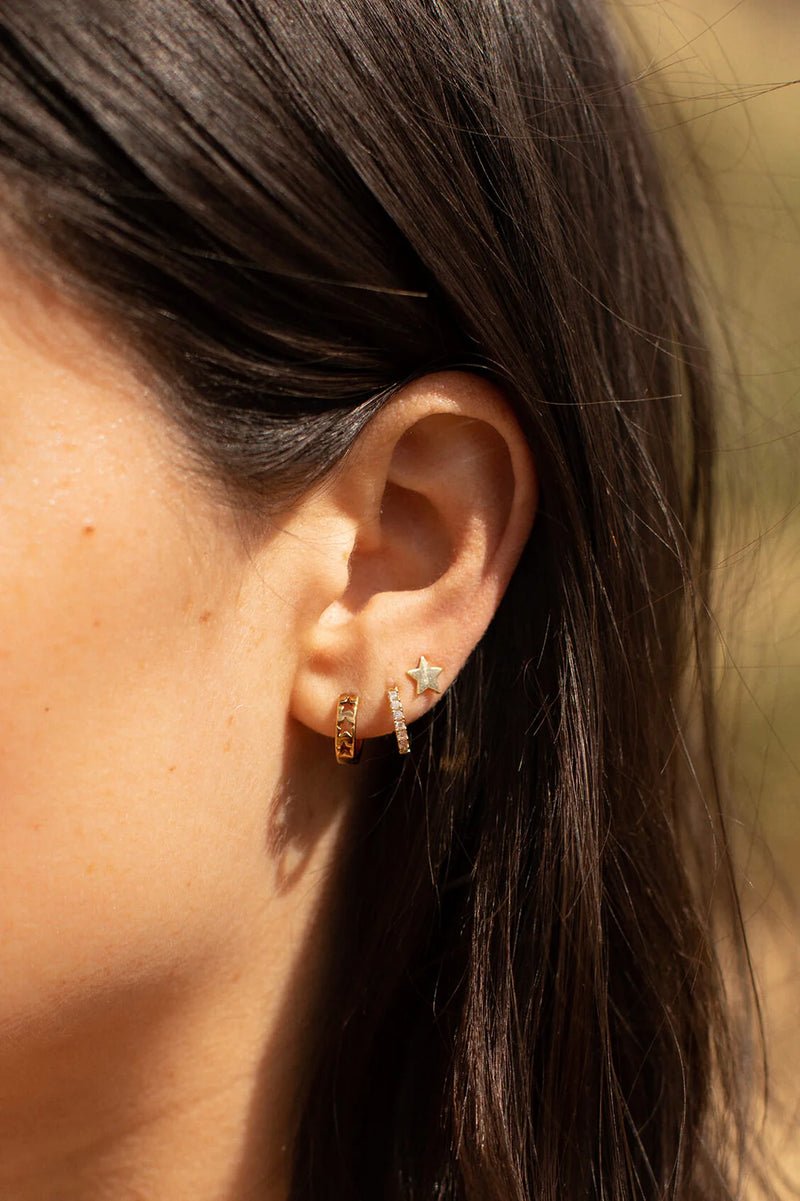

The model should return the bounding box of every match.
[407,654,443,695]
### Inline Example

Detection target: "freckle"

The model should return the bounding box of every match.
[44,706,51,713]
[82,524,95,536]
[223,739,232,753]
[199,610,213,624]
[168,765,177,773]
[92,619,101,628]
[226,714,235,727]
[85,862,95,875]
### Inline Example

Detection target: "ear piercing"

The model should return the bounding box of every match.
[334,692,362,764]
[407,655,443,695]
[387,685,410,755]
[334,657,444,763]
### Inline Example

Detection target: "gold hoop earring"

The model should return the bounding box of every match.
[334,692,362,764]
[387,685,410,755]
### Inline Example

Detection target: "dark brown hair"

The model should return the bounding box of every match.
[0,1,762,1196]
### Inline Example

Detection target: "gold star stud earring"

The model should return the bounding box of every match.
[407,655,443,696]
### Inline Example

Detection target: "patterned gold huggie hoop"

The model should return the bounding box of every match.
[387,684,410,755]
[334,692,362,764]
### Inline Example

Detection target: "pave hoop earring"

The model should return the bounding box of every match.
[334,692,362,764]
[387,684,410,755]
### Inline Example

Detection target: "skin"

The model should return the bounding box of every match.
[0,248,536,1199]
[0,249,350,1199]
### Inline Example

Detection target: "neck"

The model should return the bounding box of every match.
[0,818,346,1201]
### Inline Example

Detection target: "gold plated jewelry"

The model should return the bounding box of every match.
[335,692,362,764]
[387,685,410,755]
[407,654,443,696]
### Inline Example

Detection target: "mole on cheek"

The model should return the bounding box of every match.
[82,524,96,536]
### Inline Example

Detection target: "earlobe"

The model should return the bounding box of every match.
[289,371,537,749]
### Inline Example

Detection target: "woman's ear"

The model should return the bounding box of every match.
[288,370,537,741]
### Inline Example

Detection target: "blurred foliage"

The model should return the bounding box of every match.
[614,1,800,1181]
[612,0,799,856]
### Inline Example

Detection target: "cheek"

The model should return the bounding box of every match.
[0,448,284,1042]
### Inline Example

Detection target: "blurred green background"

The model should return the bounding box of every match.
[615,0,799,1182]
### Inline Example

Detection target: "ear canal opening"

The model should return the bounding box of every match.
[339,480,452,615]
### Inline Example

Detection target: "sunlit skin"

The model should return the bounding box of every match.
[0,248,535,1200]
[0,250,359,1200]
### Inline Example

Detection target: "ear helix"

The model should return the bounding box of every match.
[333,655,444,762]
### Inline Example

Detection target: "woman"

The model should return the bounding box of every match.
[0,1,767,1198]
